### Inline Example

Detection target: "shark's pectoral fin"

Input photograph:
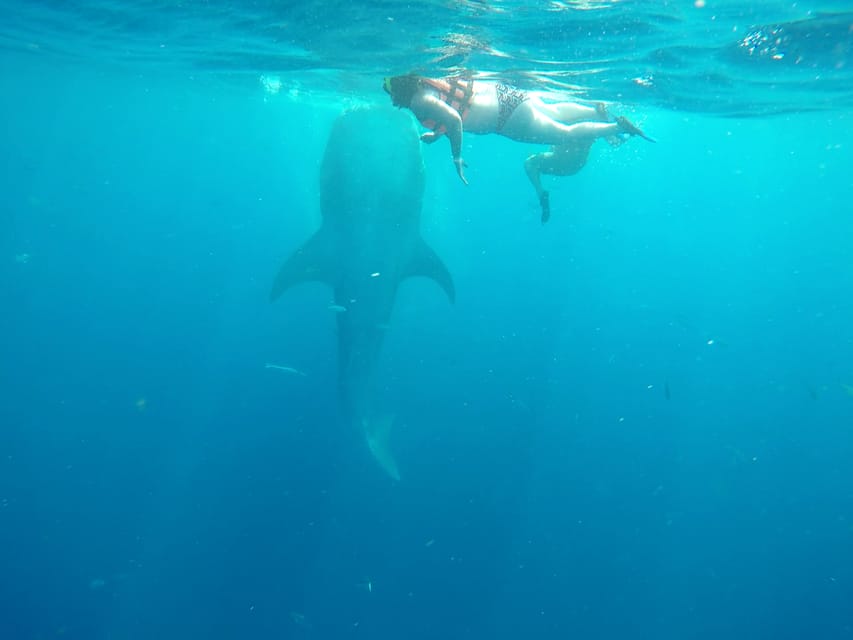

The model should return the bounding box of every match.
[403,237,456,304]
[363,415,400,481]
[270,227,335,302]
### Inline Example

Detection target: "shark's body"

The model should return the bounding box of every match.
[270,106,454,479]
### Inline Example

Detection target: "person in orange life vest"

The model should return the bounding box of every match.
[382,74,653,186]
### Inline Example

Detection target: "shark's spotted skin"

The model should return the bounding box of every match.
[271,106,455,479]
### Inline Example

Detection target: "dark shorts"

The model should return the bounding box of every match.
[496,83,528,131]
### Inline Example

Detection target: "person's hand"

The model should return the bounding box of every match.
[420,132,440,144]
[453,158,468,185]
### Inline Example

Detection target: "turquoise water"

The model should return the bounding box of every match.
[1,2,852,639]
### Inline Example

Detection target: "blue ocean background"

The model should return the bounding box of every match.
[2,2,853,638]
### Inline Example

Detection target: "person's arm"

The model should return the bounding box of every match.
[411,94,467,184]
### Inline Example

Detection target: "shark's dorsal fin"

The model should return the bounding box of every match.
[270,227,335,302]
[403,236,456,304]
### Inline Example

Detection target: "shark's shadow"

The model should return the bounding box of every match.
[270,106,455,479]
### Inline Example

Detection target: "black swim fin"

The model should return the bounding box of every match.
[540,191,551,224]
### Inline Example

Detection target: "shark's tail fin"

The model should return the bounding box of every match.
[363,415,400,481]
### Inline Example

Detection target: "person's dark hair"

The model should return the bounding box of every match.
[385,74,421,108]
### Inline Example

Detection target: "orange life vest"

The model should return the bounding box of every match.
[418,77,475,134]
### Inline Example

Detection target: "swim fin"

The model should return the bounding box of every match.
[540,191,551,224]
[616,115,656,143]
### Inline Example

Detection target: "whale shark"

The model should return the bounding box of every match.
[270,106,455,479]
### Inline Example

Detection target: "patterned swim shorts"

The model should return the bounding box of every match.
[496,83,528,131]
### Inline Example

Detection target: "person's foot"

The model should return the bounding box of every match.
[540,191,551,224]
[616,115,656,142]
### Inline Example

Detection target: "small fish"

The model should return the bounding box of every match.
[841,383,853,397]
[265,363,307,377]
[328,304,347,313]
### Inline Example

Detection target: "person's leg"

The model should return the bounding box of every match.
[526,144,592,224]
[524,152,552,223]
[529,114,621,146]
[536,99,609,123]
[505,102,649,146]
[524,152,548,198]
[543,143,591,177]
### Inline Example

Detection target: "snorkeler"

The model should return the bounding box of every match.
[382,74,654,185]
